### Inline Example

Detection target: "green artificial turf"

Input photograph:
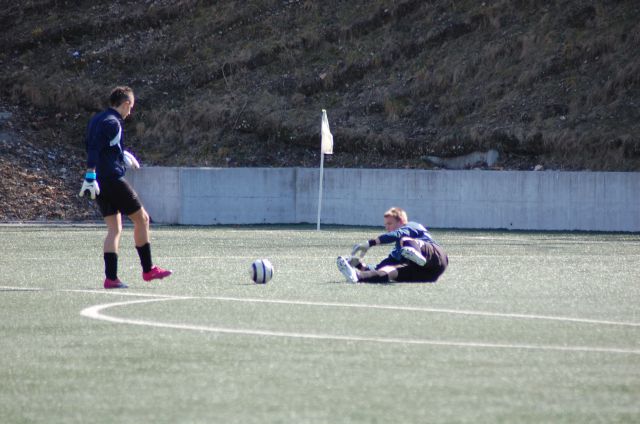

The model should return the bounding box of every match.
[0,225,639,423]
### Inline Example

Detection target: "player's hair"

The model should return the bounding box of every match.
[109,86,134,107]
[384,207,408,224]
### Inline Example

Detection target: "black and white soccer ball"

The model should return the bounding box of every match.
[250,259,274,284]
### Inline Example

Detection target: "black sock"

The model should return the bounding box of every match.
[104,252,118,280]
[136,243,153,273]
[360,274,389,283]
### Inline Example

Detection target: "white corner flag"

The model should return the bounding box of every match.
[317,109,333,230]
[321,109,333,154]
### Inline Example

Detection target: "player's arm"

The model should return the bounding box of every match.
[352,227,409,257]
[79,119,114,199]
[85,133,100,172]
[351,232,400,257]
[80,123,101,199]
[85,118,118,168]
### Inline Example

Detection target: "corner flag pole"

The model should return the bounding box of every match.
[317,151,325,231]
[317,109,333,231]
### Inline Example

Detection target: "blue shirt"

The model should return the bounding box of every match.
[378,221,437,261]
[85,108,126,182]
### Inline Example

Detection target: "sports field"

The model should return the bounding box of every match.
[1,224,639,423]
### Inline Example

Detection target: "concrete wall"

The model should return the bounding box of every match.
[126,167,640,232]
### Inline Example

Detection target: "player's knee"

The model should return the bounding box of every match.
[107,224,122,238]
[131,208,149,226]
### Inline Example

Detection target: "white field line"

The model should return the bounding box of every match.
[0,286,188,299]
[80,297,640,355]
[3,286,639,353]
[3,285,639,327]
[194,295,640,327]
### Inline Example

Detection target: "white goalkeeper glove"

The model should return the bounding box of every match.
[351,241,371,258]
[79,171,100,199]
[123,150,140,169]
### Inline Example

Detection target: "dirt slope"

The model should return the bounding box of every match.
[1,1,639,220]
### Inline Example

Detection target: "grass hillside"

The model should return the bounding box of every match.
[1,1,639,217]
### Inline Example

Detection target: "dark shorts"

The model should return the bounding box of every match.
[394,243,449,283]
[95,177,142,217]
[394,261,446,283]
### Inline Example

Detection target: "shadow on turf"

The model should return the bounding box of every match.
[319,280,397,285]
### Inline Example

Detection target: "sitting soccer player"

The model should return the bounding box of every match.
[336,207,448,283]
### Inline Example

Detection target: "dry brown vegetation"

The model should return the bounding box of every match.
[1,0,640,174]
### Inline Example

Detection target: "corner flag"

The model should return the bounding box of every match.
[321,109,333,154]
[317,109,333,230]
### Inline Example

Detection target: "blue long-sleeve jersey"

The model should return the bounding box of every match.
[85,108,126,182]
[378,221,437,261]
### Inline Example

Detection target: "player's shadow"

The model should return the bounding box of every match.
[321,280,397,285]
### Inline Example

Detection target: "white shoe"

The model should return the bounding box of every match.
[336,256,358,283]
[400,246,427,266]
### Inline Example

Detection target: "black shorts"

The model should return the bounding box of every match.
[394,262,446,283]
[95,177,142,217]
[395,243,449,283]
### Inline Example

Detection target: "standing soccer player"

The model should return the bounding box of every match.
[336,207,448,283]
[79,86,172,289]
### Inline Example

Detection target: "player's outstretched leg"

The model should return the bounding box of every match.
[357,266,395,284]
[129,208,173,282]
[336,256,358,283]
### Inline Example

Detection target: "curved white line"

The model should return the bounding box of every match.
[195,295,640,328]
[75,289,640,328]
[80,297,640,355]
[4,285,638,328]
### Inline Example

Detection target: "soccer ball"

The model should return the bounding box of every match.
[250,259,274,284]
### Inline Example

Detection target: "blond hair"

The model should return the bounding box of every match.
[384,207,408,224]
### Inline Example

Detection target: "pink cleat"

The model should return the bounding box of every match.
[143,265,173,282]
[104,278,128,289]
